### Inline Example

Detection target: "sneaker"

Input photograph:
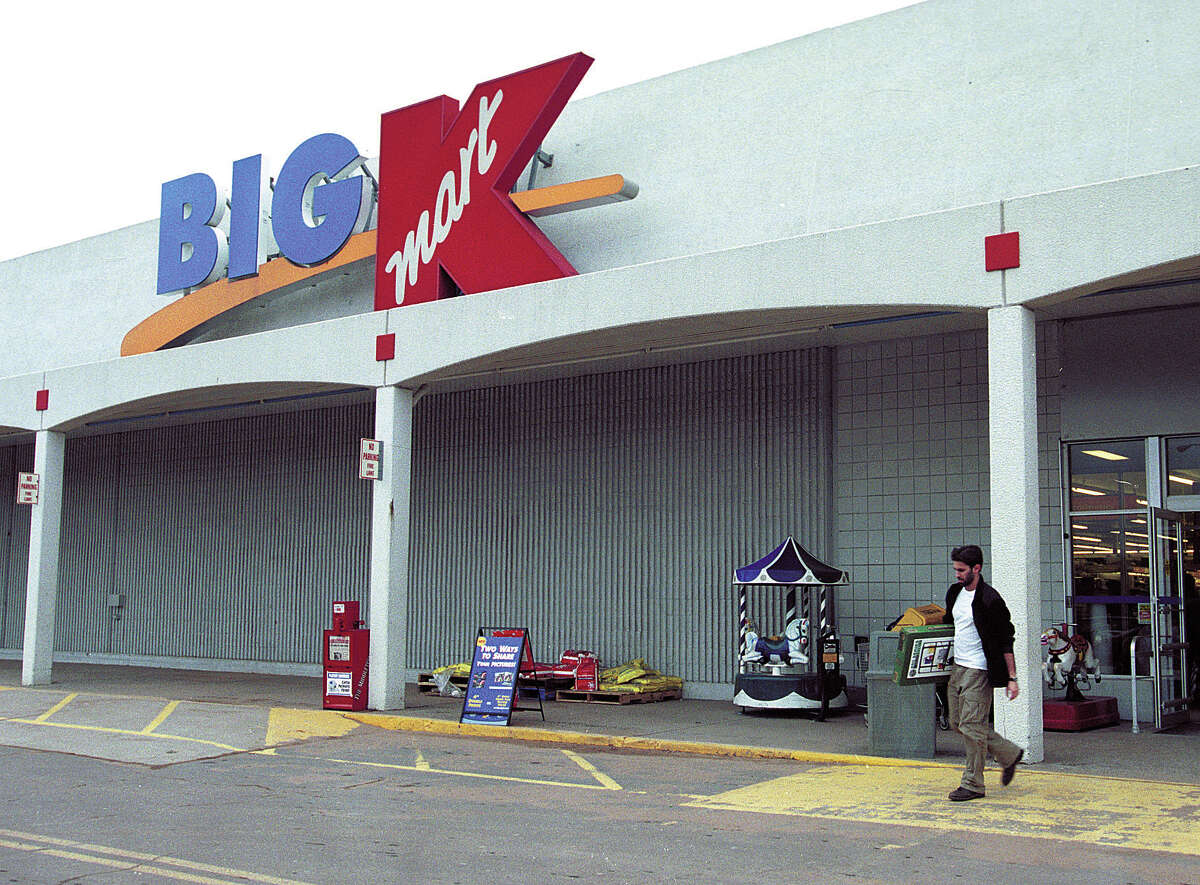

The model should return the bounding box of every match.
[948,787,985,801]
[1002,749,1024,786]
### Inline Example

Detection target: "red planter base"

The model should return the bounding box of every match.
[1043,696,1119,731]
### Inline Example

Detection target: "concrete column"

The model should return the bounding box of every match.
[987,305,1044,763]
[22,430,66,686]
[368,385,413,710]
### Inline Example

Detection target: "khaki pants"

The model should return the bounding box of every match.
[947,664,1021,793]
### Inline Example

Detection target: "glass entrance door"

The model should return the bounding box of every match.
[1149,507,1190,730]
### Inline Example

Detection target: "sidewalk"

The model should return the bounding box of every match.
[2,661,1195,784]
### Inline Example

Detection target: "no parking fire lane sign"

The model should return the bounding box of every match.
[16,472,38,505]
[360,439,382,480]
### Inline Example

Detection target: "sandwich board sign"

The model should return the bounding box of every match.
[460,627,542,725]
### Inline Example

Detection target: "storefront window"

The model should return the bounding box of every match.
[1068,513,1150,676]
[1165,435,1200,493]
[1069,514,1150,595]
[1067,440,1147,511]
[1066,441,1151,677]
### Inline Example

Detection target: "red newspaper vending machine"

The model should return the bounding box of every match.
[323,601,369,711]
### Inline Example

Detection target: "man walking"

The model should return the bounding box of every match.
[944,544,1024,801]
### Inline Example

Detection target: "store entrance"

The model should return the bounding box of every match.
[1178,512,1200,717]
[1149,509,1192,730]
[1064,439,1197,732]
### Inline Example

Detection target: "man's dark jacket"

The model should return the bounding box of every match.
[945,579,1016,688]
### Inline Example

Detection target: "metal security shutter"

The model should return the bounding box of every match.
[408,348,834,685]
[55,432,122,654]
[1,444,33,650]
[53,404,372,664]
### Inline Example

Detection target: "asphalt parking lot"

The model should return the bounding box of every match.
[0,683,356,765]
[0,665,1197,875]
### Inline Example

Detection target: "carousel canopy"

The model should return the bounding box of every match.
[733,536,849,586]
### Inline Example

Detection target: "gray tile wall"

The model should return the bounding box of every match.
[835,324,1065,683]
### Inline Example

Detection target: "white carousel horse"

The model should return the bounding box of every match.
[742,618,809,665]
[1041,625,1101,690]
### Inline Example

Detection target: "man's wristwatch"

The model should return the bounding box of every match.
[1008,676,1017,682]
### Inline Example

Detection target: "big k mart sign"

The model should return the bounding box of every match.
[127,54,636,356]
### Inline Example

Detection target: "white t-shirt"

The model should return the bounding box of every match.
[952,588,988,670]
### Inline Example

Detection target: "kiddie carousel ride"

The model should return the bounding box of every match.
[734,536,850,720]
[1041,624,1103,700]
[1040,623,1118,730]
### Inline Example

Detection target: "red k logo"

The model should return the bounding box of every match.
[373,54,593,310]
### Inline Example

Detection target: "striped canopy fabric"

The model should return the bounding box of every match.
[733,537,848,586]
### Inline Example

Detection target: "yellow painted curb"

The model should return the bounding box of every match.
[342,712,959,770]
[266,708,360,745]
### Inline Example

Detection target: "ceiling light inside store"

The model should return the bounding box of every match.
[1073,535,1102,543]
[1168,474,1195,486]
[1082,449,1129,461]
[1072,486,1105,496]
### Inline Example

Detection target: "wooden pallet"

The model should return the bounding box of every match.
[417,672,468,695]
[555,687,683,705]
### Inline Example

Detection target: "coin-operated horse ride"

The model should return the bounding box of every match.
[1040,623,1119,731]
[734,537,849,720]
[1041,625,1102,699]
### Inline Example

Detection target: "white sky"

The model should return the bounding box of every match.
[0,0,921,264]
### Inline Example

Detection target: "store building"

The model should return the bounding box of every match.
[2,0,1198,762]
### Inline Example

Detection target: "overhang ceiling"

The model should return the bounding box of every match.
[404,304,984,393]
[64,383,371,436]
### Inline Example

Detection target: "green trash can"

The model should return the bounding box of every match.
[866,630,937,759]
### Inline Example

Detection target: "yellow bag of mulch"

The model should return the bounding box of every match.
[629,676,665,689]
[433,662,471,677]
[602,659,648,684]
[616,674,684,693]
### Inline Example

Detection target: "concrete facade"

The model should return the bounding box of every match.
[2,0,1199,749]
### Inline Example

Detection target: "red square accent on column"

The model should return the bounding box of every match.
[376,333,396,362]
[35,389,49,411]
[985,231,1020,271]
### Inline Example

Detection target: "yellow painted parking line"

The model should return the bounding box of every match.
[34,692,77,722]
[0,828,315,885]
[323,755,618,791]
[562,749,622,790]
[3,699,359,756]
[685,764,1200,856]
[141,699,180,734]
[7,717,245,752]
[0,839,222,885]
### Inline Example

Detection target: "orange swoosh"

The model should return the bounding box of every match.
[121,231,377,356]
[122,175,637,356]
[509,174,638,216]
